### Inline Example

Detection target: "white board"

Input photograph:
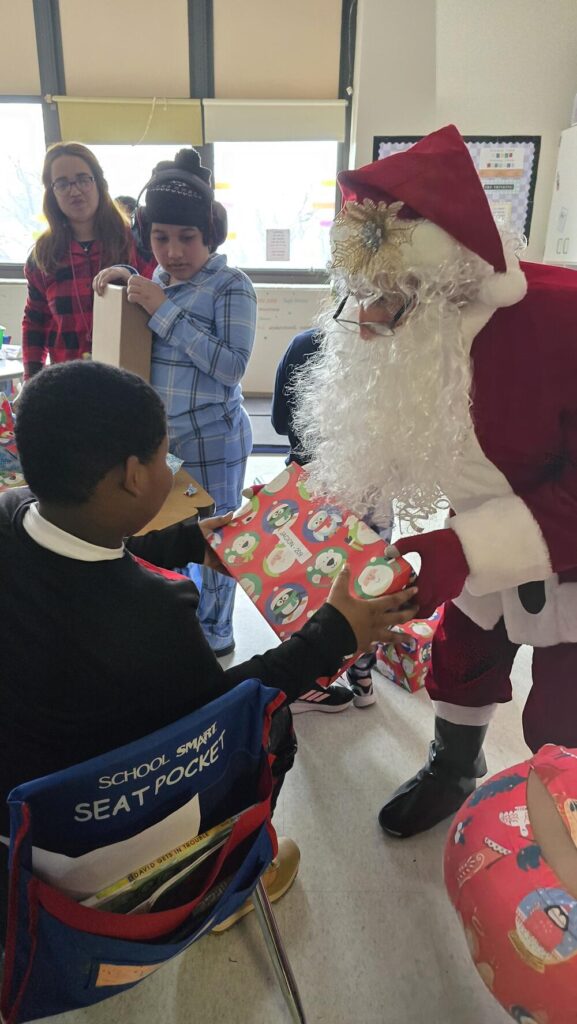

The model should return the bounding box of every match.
[243,284,329,395]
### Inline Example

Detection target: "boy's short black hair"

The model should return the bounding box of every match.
[16,361,167,504]
[115,195,137,215]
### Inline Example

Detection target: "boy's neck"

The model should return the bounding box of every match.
[37,502,125,550]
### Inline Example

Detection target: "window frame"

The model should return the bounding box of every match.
[0,0,357,282]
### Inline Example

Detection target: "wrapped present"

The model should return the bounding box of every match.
[0,392,17,454]
[0,468,26,491]
[209,464,414,685]
[0,392,23,490]
[375,607,444,693]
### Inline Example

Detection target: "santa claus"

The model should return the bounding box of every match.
[293,124,577,838]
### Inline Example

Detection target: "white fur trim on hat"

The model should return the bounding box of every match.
[477,267,527,308]
[401,220,527,309]
[398,221,459,269]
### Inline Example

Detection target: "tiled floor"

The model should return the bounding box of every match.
[45,456,528,1024]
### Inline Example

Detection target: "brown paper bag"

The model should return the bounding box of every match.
[92,285,152,381]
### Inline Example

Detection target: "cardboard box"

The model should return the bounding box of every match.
[92,285,152,381]
[208,464,414,685]
[375,608,444,693]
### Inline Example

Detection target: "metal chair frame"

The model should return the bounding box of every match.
[251,878,307,1023]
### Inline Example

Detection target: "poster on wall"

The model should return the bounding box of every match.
[372,135,541,240]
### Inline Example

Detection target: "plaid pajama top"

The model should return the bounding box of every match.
[22,238,155,380]
[148,254,257,439]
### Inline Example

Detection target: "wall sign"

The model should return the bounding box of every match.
[372,135,541,240]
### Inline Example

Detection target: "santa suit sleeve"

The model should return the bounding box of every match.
[450,283,577,597]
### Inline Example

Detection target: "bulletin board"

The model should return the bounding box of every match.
[372,135,541,240]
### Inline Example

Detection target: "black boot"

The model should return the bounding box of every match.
[378,717,488,838]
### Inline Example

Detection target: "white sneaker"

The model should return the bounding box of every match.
[346,652,377,708]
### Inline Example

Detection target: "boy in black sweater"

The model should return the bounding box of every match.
[0,361,417,930]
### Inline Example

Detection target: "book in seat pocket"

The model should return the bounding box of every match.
[82,815,237,915]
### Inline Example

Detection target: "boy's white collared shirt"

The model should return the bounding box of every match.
[23,503,124,562]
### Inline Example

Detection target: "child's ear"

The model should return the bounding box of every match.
[122,454,145,497]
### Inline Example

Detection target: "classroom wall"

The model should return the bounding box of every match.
[0,281,26,344]
[351,0,577,260]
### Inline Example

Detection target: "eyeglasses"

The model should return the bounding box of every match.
[51,174,95,195]
[333,294,416,337]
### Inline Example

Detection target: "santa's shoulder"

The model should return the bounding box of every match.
[478,260,577,364]
[521,259,577,300]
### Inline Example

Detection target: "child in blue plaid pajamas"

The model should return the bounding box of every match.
[94,149,256,655]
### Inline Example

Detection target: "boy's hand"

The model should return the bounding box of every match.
[93,267,132,294]
[199,512,234,575]
[327,566,418,653]
[126,276,166,316]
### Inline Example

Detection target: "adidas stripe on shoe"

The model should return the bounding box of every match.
[291,680,354,714]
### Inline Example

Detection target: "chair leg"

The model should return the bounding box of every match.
[251,878,307,1024]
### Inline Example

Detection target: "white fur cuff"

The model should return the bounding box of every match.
[451,494,552,597]
[433,701,498,727]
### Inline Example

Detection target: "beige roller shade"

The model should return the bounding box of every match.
[52,97,203,146]
[203,99,347,142]
[0,0,40,94]
[59,0,190,98]
[213,0,342,99]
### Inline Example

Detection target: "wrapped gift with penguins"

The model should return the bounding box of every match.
[208,464,413,683]
[375,607,444,693]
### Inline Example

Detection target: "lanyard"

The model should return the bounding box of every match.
[69,241,100,345]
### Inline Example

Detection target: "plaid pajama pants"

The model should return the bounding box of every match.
[171,407,253,651]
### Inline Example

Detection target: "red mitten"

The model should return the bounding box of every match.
[386,529,469,618]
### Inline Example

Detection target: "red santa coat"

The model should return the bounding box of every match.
[447,260,577,647]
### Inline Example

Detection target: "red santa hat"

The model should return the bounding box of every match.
[335,125,526,309]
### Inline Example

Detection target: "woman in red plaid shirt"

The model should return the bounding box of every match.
[22,142,155,381]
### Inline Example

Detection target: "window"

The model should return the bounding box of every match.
[214,141,338,270]
[87,145,182,206]
[90,141,339,274]
[0,102,46,263]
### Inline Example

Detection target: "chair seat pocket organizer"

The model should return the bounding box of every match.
[2,679,283,1023]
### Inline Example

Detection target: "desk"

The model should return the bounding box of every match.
[136,469,215,535]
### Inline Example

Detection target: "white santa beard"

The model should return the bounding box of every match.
[292,305,476,529]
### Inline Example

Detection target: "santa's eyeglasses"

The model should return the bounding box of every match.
[333,294,416,337]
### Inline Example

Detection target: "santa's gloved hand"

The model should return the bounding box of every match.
[386,529,469,618]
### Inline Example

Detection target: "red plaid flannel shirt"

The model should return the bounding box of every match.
[22,237,156,380]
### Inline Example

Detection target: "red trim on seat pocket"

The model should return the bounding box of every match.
[261,690,286,750]
[2,805,40,1024]
[34,797,273,942]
